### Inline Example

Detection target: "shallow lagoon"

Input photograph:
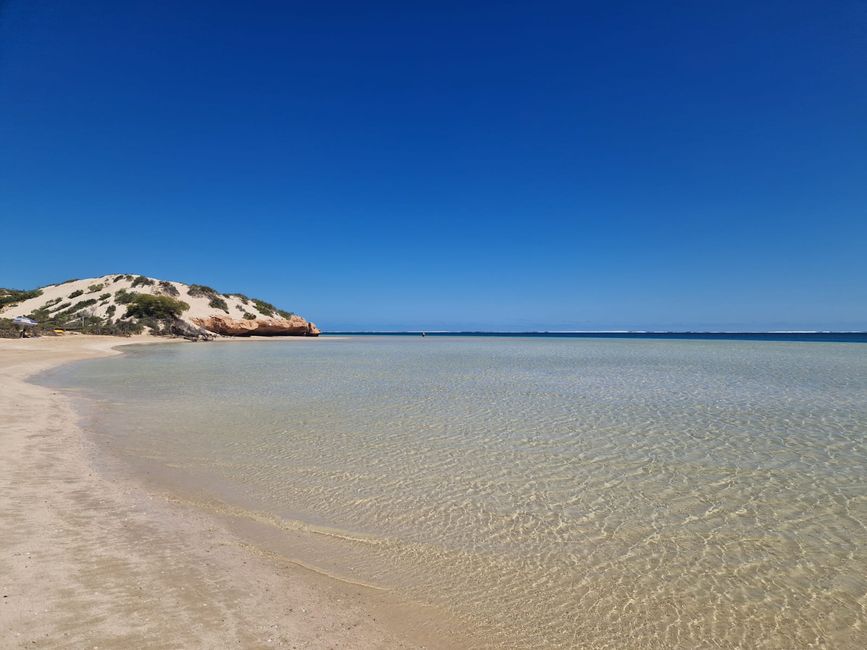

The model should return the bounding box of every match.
[48,336,867,648]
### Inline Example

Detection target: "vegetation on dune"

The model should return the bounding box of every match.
[2,276,305,339]
[189,284,234,313]
[51,299,98,319]
[0,288,43,309]
[114,289,137,304]
[123,294,190,320]
[107,320,145,335]
[251,298,276,317]
[158,280,180,297]
[0,317,18,337]
[208,296,229,312]
[188,284,218,298]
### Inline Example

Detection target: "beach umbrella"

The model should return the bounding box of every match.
[12,316,38,328]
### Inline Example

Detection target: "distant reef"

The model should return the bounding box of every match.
[0,275,319,339]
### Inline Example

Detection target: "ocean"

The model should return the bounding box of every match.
[44,335,867,647]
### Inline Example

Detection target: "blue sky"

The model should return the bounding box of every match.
[1,1,865,330]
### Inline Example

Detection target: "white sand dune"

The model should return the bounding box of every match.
[2,274,317,336]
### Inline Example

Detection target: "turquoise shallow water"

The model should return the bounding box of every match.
[46,337,867,648]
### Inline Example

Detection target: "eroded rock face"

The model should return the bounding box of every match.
[192,314,320,337]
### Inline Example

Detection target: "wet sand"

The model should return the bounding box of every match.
[0,335,461,649]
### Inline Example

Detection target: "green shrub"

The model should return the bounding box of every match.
[113,275,125,283]
[106,304,116,318]
[66,298,97,313]
[136,316,162,334]
[88,283,104,293]
[59,278,80,285]
[114,289,137,304]
[29,307,52,322]
[131,275,154,288]
[208,296,229,312]
[242,312,257,320]
[44,297,62,307]
[230,293,250,304]
[188,284,217,298]
[68,289,83,299]
[51,302,71,312]
[99,293,111,300]
[0,288,43,308]
[158,281,180,297]
[102,319,143,336]
[48,298,99,323]
[124,294,190,320]
[277,309,294,319]
[0,317,18,338]
[251,298,276,317]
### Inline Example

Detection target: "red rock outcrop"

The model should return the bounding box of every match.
[192,314,320,337]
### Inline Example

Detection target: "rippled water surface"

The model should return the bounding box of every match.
[49,337,867,647]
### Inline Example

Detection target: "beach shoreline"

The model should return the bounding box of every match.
[0,335,462,649]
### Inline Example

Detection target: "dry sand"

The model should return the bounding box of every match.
[0,336,464,649]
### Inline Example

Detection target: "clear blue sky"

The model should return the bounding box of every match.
[1,1,865,330]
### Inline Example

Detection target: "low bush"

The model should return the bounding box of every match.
[88,283,104,293]
[158,281,180,297]
[0,288,43,308]
[124,294,190,320]
[131,275,154,288]
[99,293,111,300]
[242,312,257,320]
[277,309,294,319]
[251,298,276,317]
[54,299,98,319]
[114,289,137,304]
[208,296,229,312]
[67,289,83,299]
[188,284,217,298]
[28,309,50,322]
[0,317,18,338]
[98,319,144,336]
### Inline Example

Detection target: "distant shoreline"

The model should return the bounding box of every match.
[325,331,867,343]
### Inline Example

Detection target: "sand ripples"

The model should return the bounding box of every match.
[55,338,867,648]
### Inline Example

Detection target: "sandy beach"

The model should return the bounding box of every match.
[0,335,459,649]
